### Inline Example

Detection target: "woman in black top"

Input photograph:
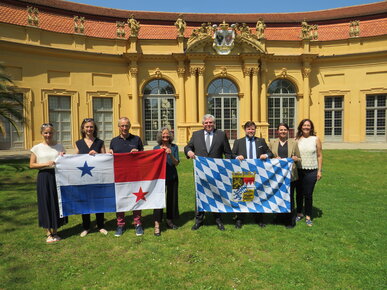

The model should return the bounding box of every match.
[75,118,107,237]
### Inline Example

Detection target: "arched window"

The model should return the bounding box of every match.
[268,79,297,138]
[143,79,175,144]
[207,78,239,140]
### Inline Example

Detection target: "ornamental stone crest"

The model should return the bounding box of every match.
[300,20,318,40]
[213,21,236,55]
[127,14,140,37]
[186,21,265,54]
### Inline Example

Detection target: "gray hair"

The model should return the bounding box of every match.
[118,117,131,127]
[202,114,216,124]
[156,127,174,145]
[40,122,54,133]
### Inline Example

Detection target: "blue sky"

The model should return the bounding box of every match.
[67,0,380,13]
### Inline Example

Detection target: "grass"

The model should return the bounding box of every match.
[0,150,386,289]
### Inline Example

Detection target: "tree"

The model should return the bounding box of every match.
[0,64,24,137]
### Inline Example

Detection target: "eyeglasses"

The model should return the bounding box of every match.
[42,123,53,127]
[83,118,94,122]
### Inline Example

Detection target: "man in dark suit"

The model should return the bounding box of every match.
[184,114,233,231]
[232,121,273,229]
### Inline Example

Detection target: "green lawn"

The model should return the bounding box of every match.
[0,150,386,289]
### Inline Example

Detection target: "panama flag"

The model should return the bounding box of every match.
[55,149,166,217]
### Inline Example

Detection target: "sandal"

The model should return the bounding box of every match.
[46,235,59,243]
[99,229,108,235]
[154,226,161,237]
[306,219,313,227]
[80,230,89,237]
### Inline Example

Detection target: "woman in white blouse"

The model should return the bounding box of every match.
[30,123,67,243]
[295,119,323,227]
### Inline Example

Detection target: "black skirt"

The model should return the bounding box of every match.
[36,169,68,229]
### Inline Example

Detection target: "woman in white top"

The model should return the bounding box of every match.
[30,123,67,243]
[295,119,323,227]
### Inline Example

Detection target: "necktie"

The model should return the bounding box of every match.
[206,133,211,152]
[248,137,254,159]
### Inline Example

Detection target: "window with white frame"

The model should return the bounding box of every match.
[207,78,238,140]
[143,79,175,144]
[48,95,72,147]
[0,93,25,149]
[324,96,343,141]
[93,97,113,145]
[268,79,297,139]
[366,94,386,140]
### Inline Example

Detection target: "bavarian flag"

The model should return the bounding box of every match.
[55,149,166,217]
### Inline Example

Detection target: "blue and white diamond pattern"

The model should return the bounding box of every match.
[194,157,293,213]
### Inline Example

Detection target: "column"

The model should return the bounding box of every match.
[260,61,268,123]
[198,66,205,120]
[177,65,186,123]
[129,64,140,131]
[252,66,259,123]
[303,63,311,119]
[243,67,252,124]
[186,66,198,123]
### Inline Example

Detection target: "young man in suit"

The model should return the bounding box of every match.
[232,121,273,228]
[184,114,233,231]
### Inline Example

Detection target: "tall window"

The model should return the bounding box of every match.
[207,78,238,140]
[0,93,24,149]
[143,79,175,144]
[325,96,343,141]
[49,95,72,147]
[366,94,386,140]
[268,79,297,138]
[93,97,113,145]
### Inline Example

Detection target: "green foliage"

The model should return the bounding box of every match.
[0,64,24,136]
[0,150,386,289]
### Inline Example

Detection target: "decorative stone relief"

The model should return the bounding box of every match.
[243,67,252,77]
[116,21,125,38]
[310,24,318,40]
[189,67,197,75]
[74,16,85,34]
[127,14,140,37]
[175,15,186,37]
[256,19,266,39]
[303,67,311,78]
[349,20,360,37]
[281,68,288,78]
[197,67,205,76]
[177,67,185,76]
[27,6,39,26]
[130,67,138,75]
[154,68,162,78]
[219,66,227,77]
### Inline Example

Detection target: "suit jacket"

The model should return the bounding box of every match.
[269,138,301,181]
[184,129,233,159]
[232,136,274,160]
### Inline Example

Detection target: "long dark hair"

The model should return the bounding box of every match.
[296,119,316,139]
[80,118,98,138]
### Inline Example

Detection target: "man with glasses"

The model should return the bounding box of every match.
[110,117,144,237]
[184,114,233,231]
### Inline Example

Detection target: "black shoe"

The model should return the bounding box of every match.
[235,220,243,229]
[216,222,225,231]
[191,223,203,230]
[286,224,295,229]
[258,223,266,228]
[166,221,178,230]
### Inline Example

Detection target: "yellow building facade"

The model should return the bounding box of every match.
[0,0,386,149]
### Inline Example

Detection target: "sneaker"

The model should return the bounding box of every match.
[135,225,144,236]
[114,226,124,237]
[80,230,89,237]
[295,215,304,222]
